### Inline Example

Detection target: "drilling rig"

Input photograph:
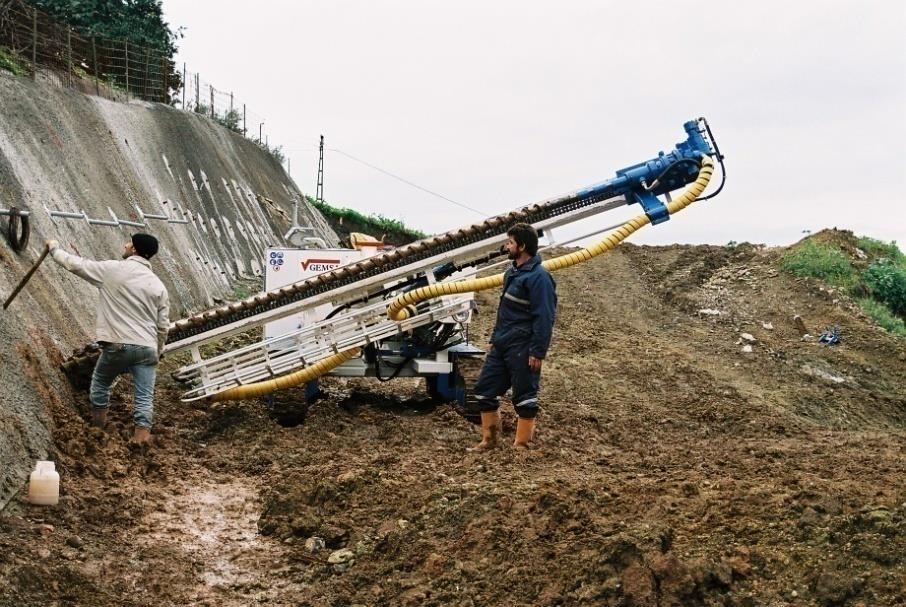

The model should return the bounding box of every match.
[64,118,725,417]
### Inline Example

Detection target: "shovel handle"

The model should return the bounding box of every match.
[3,244,51,310]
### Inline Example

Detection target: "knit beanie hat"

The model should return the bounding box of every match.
[131,233,159,259]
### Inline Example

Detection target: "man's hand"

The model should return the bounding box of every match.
[45,239,59,251]
[528,355,543,372]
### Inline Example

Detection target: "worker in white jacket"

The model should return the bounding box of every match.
[46,234,169,444]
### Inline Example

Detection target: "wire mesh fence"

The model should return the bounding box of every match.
[179,68,268,145]
[0,0,281,159]
[0,0,174,101]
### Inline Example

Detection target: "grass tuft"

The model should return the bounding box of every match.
[781,240,856,287]
[0,48,28,77]
[858,298,906,336]
[856,237,904,263]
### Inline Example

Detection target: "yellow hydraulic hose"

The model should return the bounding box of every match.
[209,347,362,402]
[209,156,713,402]
[386,156,714,321]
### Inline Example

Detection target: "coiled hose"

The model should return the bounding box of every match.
[386,156,714,321]
[209,156,712,402]
[6,207,30,253]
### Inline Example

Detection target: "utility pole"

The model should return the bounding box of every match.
[316,135,325,203]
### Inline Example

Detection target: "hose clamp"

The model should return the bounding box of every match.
[633,191,670,225]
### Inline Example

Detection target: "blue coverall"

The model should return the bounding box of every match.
[473,254,557,419]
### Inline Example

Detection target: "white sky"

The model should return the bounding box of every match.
[164,0,905,247]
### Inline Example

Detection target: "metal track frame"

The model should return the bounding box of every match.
[165,194,627,355]
[175,296,475,401]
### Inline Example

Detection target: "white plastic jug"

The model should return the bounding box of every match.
[27,461,59,506]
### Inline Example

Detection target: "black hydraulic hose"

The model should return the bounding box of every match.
[643,158,702,192]
[323,280,406,320]
[6,207,30,253]
[374,347,412,382]
[697,118,726,201]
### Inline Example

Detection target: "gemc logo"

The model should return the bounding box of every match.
[302,258,342,272]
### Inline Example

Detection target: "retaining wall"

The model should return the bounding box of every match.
[0,73,338,508]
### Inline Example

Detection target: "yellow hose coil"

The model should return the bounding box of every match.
[210,347,362,402]
[386,156,714,321]
[209,157,713,402]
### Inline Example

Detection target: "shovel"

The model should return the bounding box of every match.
[3,244,50,310]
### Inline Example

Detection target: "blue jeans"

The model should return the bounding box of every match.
[473,336,541,419]
[90,343,158,428]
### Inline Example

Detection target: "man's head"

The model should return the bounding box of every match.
[505,223,539,261]
[124,233,159,260]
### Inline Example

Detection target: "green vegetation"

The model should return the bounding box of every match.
[261,142,285,164]
[215,109,242,134]
[24,0,182,94]
[782,235,905,337]
[781,240,856,287]
[856,236,904,262]
[0,48,27,76]
[308,196,427,243]
[26,0,180,57]
[194,105,244,134]
[231,282,253,301]
[858,298,906,336]
[191,105,283,164]
[864,259,906,317]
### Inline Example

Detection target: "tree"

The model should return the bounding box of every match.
[24,0,182,98]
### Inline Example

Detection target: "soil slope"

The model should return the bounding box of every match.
[1,231,904,607]
[0,73,337,509]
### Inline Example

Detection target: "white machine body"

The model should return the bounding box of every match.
[264,246,476,378]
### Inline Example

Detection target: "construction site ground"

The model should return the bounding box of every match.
[1,232,904,607]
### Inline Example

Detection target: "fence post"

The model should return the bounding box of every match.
[31,7,37,81]
[243,104,246,136]
[230,92,233,114]
[195,73,199,110]
[91,37,99,95]
[162,57,168,103]
[210,86,214,119]
[143,47,150,100]
[124,40,129,99]
[182,63,186,109]
[66,28,72,88]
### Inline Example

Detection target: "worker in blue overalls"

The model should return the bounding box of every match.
[472,223,557,450]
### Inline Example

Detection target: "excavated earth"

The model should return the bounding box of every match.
[1,232,904,607]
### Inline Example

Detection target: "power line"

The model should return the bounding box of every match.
[327,147,486,217]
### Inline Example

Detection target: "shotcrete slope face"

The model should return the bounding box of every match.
[0,74,338,508]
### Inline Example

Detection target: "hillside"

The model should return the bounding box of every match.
[308,196,427,247]
[0,72,337,512]
[0,230,904,606]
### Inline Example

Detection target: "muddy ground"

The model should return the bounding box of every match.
[1,231,904,606]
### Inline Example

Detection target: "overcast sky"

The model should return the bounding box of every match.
[163,1,905,247]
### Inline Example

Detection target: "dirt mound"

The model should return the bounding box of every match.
[1,237,904,606]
